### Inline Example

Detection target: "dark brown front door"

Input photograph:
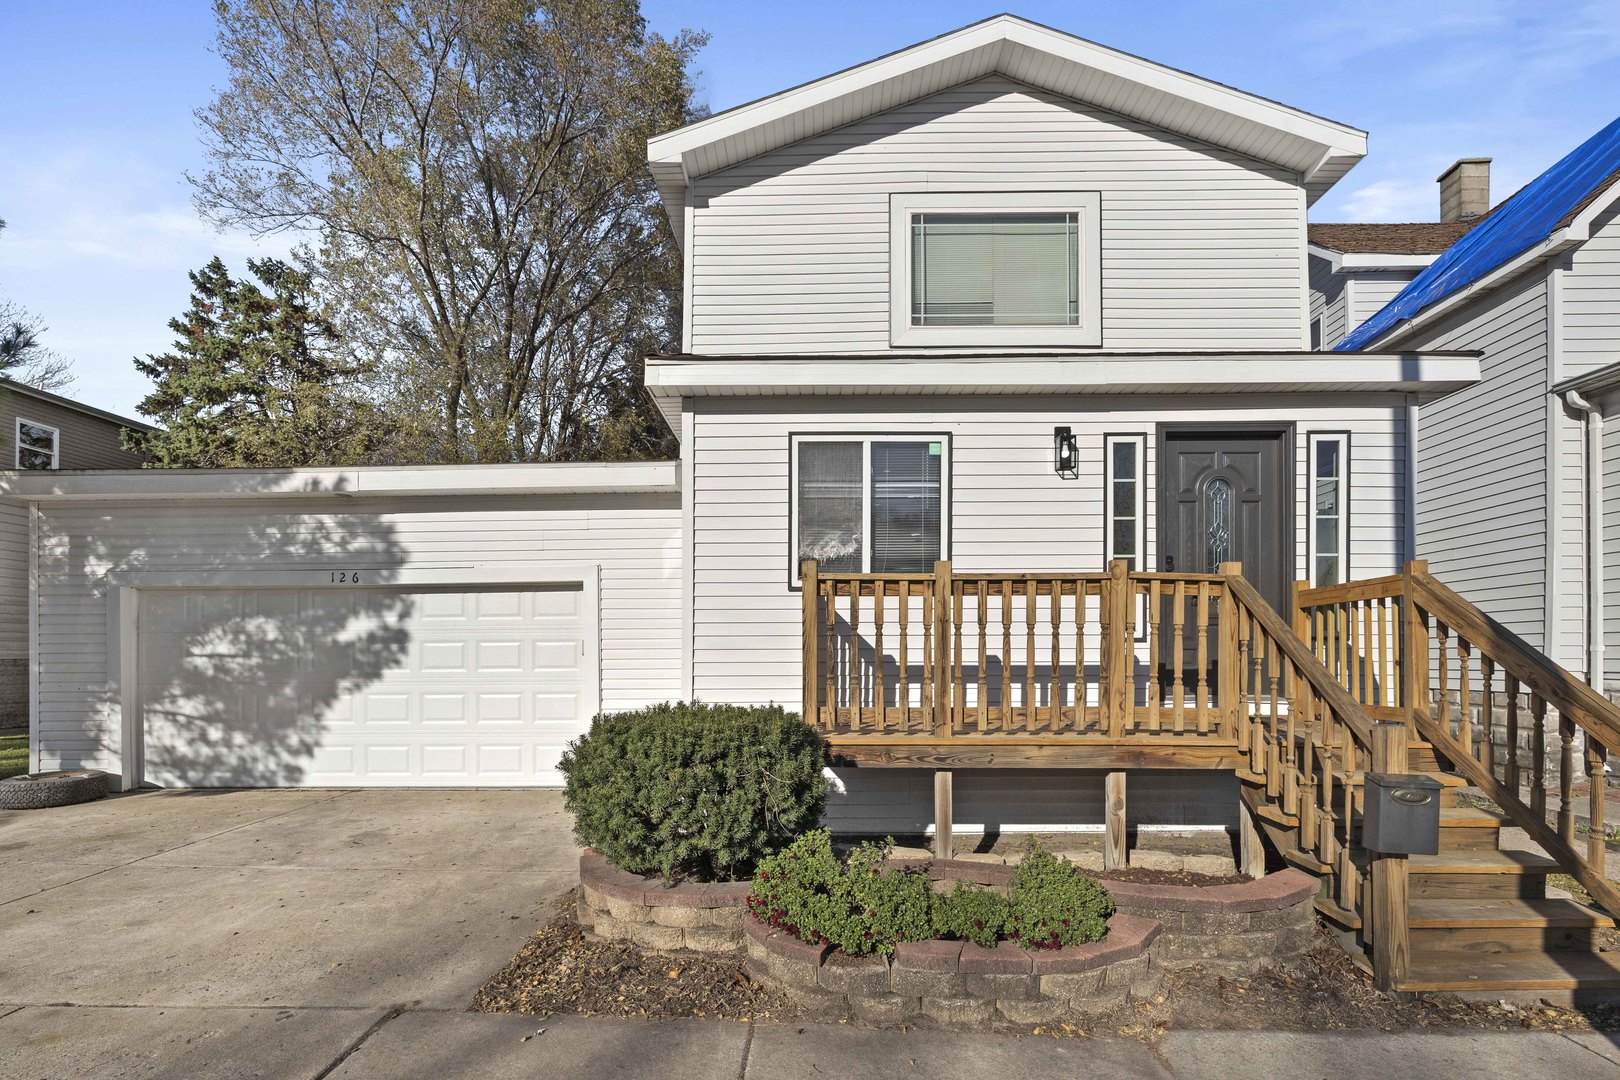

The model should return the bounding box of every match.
[1158,429,1291,615]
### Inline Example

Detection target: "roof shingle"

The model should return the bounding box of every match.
[1307,222,1476,256]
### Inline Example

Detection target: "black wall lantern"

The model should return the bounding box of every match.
[1053,426,1078,478]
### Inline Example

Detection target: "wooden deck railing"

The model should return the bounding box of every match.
[801,560,1243,741]
[1297,560,1620,918]
[802,557,1406,986]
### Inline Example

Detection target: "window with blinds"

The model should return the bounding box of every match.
[911,213,1080,327]
[1309,434,1349,586]
[792,436,949,584]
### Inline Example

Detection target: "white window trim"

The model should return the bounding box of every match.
[1104,434,1146,569]
[1307,432,1350,587]
[889,191,1103,348]
[15,417,60,470]
[790,433,951,587]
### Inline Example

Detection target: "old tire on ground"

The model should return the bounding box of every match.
[0,770,111,810]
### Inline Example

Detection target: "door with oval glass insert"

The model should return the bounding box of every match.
[1158,430,1292,691]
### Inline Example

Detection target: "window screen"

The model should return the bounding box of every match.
[796,441,862,572]
[870,442,942,573]
[911,213,1079,327]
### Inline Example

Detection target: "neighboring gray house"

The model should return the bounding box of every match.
[0,381,147,726]
[1324,119,1620,696]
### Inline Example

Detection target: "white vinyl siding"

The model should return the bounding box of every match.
[689,77,1306,354]
[691,394,1408,707]
[1562,202,1620,379]
[31,494,682,776]
[1308,254,1348,350]
[1346,270,1421,337]
[1602,394,1620,695]
[1412,270,1552,655]
[0,498,27,661]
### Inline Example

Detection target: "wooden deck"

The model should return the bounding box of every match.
[799,557,1620,999]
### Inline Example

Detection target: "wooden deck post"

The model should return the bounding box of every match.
[1370,719,1412,991]
[1238,799,1267,878]
[1103,560,1131,737]
[1104,770,1128,870]
[934,769,954,861]
[1218,562,1243,737]
[802,559,819,727]
[932,561,952,737]
[1402,560,1430,733]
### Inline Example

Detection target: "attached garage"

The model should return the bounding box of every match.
[136,584,595,787]
[6,462,683,790]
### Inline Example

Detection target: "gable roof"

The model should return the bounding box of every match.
[648,14,1367,241]
[1308,222,1476,256]
[1339,116,1620,351]
[0,378,154,432]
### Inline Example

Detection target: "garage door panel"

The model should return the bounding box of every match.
[138,585,592,787]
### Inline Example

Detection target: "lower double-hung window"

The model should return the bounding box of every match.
[792,435,949,584]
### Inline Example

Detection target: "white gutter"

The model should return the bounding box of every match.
[1562,387,1605,690]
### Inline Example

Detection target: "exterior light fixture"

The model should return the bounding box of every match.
[1054,426,1078,478]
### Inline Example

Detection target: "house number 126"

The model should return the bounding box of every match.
[330,571,363,583]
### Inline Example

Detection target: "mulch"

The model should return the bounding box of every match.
[472,891,1620,1035]
[470,890,796,1022]
[1093,866,1251,887]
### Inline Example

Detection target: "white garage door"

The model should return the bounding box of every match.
[136,585,594,787]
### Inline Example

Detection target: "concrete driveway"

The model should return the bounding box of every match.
[0,787,579,1077]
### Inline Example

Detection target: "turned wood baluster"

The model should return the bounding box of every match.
[1235,606,1251,753]
[1172,581,1187,728]
[1025,582,1037,732]
[1266,638,1283,800]
[1319,727,1337,866]
[946,582,959,735]
[1456,636,1472,760]
[1287,678,1307,816]
[1505,675,1521,792]
[977,582,988,734]
[1436,621,1452,740]
[1530,695,1548,819]
[1479,656,1496,773]
[1559,713,1577,845]
[1589,736,1609,876]
[898,582,910,730]
[847,584,862,730]
[1300,737,1320,851]
[1049,581,1061,733]
[1001,581,1014,732]
[1377,598,1391,709]
[823,582,837,728]
[1268,634,1282,769]
[1074,583,1086,728]
[1196,582,1211,733]
[1148,582,1162,731]
[1361,601,1375,706]
[1248,617,1266,773]
[874,584,886,732]
[919,583,931,734]
[1339,731,1357,913]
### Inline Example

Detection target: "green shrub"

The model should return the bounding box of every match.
[559,701,828,883]
[1006,840,1114,949]
[748,832,937,955]
[934,880,1011,948]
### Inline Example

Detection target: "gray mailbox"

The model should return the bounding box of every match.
[1363,773,1442,855]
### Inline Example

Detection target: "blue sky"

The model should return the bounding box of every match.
[3,1,1618,419]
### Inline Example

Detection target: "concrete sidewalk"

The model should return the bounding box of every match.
[5,1008,1619,1079]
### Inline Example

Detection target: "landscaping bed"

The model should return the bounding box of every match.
[476,890,1620,1034]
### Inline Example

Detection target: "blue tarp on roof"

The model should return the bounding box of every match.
[1338,116,1620,351]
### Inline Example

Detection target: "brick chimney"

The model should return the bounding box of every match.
[1438,158,1491,223]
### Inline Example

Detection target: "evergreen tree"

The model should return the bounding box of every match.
[128,257,392,468]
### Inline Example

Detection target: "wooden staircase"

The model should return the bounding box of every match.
[1239,563,1620,1003]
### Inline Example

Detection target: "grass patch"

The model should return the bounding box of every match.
[0,732,27,780]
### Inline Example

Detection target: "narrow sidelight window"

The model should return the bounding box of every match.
[15,419,59,470]
[1309,433,1349,586]
[1104,434,1145,570]
[792,435,950,584]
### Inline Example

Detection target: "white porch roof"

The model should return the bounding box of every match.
[643,351,1482,430]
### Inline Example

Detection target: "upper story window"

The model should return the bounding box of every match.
[792,434,950,585]
[890,192,1101,348]
[15,418,59,470]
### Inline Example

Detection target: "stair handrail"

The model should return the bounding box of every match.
[1223,570,1412,989]
[1405,567,1620,916]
